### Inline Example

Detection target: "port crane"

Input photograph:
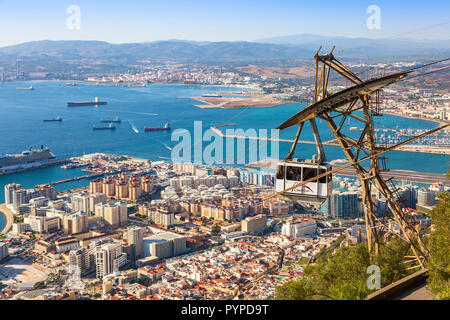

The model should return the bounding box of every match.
[267,47,449,269]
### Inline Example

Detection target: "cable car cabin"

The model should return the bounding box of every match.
[275,158,332,205]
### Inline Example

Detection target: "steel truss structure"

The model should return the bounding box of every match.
[275,47,438,269]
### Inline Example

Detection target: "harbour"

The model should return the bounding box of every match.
[0,81,447,190]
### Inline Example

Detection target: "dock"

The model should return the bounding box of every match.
[36,173,104,188]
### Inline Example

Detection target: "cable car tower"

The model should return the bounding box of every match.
[274,47,435,269]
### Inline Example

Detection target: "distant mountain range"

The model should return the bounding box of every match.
[0,35,448,73]
[255,33,450,57]
[0,40,312,63]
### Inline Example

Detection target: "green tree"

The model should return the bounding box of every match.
[275,239,412,300]
[33,281,46,290]
[211,225,221,234]
[427,191,450,300]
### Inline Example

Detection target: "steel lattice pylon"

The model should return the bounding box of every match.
[276,47,431,269]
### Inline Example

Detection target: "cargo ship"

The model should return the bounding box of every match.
[16,86,34,90]
[93,123,116,130]
[144,123,171,132]
[43,115,62,122]
[101,116,121,123]
[0,146,65,175]
[68,97,107,107]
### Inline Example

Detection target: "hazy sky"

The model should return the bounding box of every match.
[0,0,449,47]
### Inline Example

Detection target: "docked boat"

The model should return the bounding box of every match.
[68,97,107,106]
[93,123,116,130]
[0,146,56,174]
[144,123,171,132]
[101,116,121,123]
[43,115,62,122]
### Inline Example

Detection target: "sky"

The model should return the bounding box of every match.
[0,0,449,47]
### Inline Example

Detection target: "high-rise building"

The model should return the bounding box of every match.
[102,177,116,197]
[126,226,144,261]
[11,189,27,212]
[0,242,9,262]
[4,183,21,205]
[36,184,57,200]
[115,179,129,199]
[418,188,437,207]
[397,185,418,209]
[89,179,103,194]
[95,201,127,228]
[141,176,153,193]
[72,193,90,213]
[95,242,127,278]
[88,193,107,215]
[69,246,90,276]
[282,218,317,238]
[63,211,89,235]
[146,208,174,228]
[128,177,142,201]
[242,214,266,234]
[329,191,359,219]
[143,232,186,259]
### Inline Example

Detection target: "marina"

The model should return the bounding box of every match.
[0,81,447,176]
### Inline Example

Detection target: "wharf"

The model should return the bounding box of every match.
[0,159,69,176]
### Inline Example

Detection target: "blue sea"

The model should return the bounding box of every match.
[0,80,448,230]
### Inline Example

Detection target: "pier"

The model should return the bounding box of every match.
[36,173,104,188]
[35,168,137,188]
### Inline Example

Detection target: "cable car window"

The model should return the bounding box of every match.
[286,166,301,181]
[303,167,318,182]
[319,168,327,183]
[276,166,284,179]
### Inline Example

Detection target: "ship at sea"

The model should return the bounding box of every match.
[0,146,64,175]
[16,86,34,90]
[68,97,107,107]
[144,123,171,132]
[43,115,62,122]
[64,82,77,86]
[93,123,116,130]
[101,116,121,123]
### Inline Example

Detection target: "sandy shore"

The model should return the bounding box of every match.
[0,203,14,235]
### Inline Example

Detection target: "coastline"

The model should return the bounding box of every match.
[382,111,446,125]
[0,203,14,235]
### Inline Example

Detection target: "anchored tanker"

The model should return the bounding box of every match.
[144,123,171,132]
[93,123,116,130]
[101,116,121,123]
[43,115,62,122]
[67,97,107,107]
